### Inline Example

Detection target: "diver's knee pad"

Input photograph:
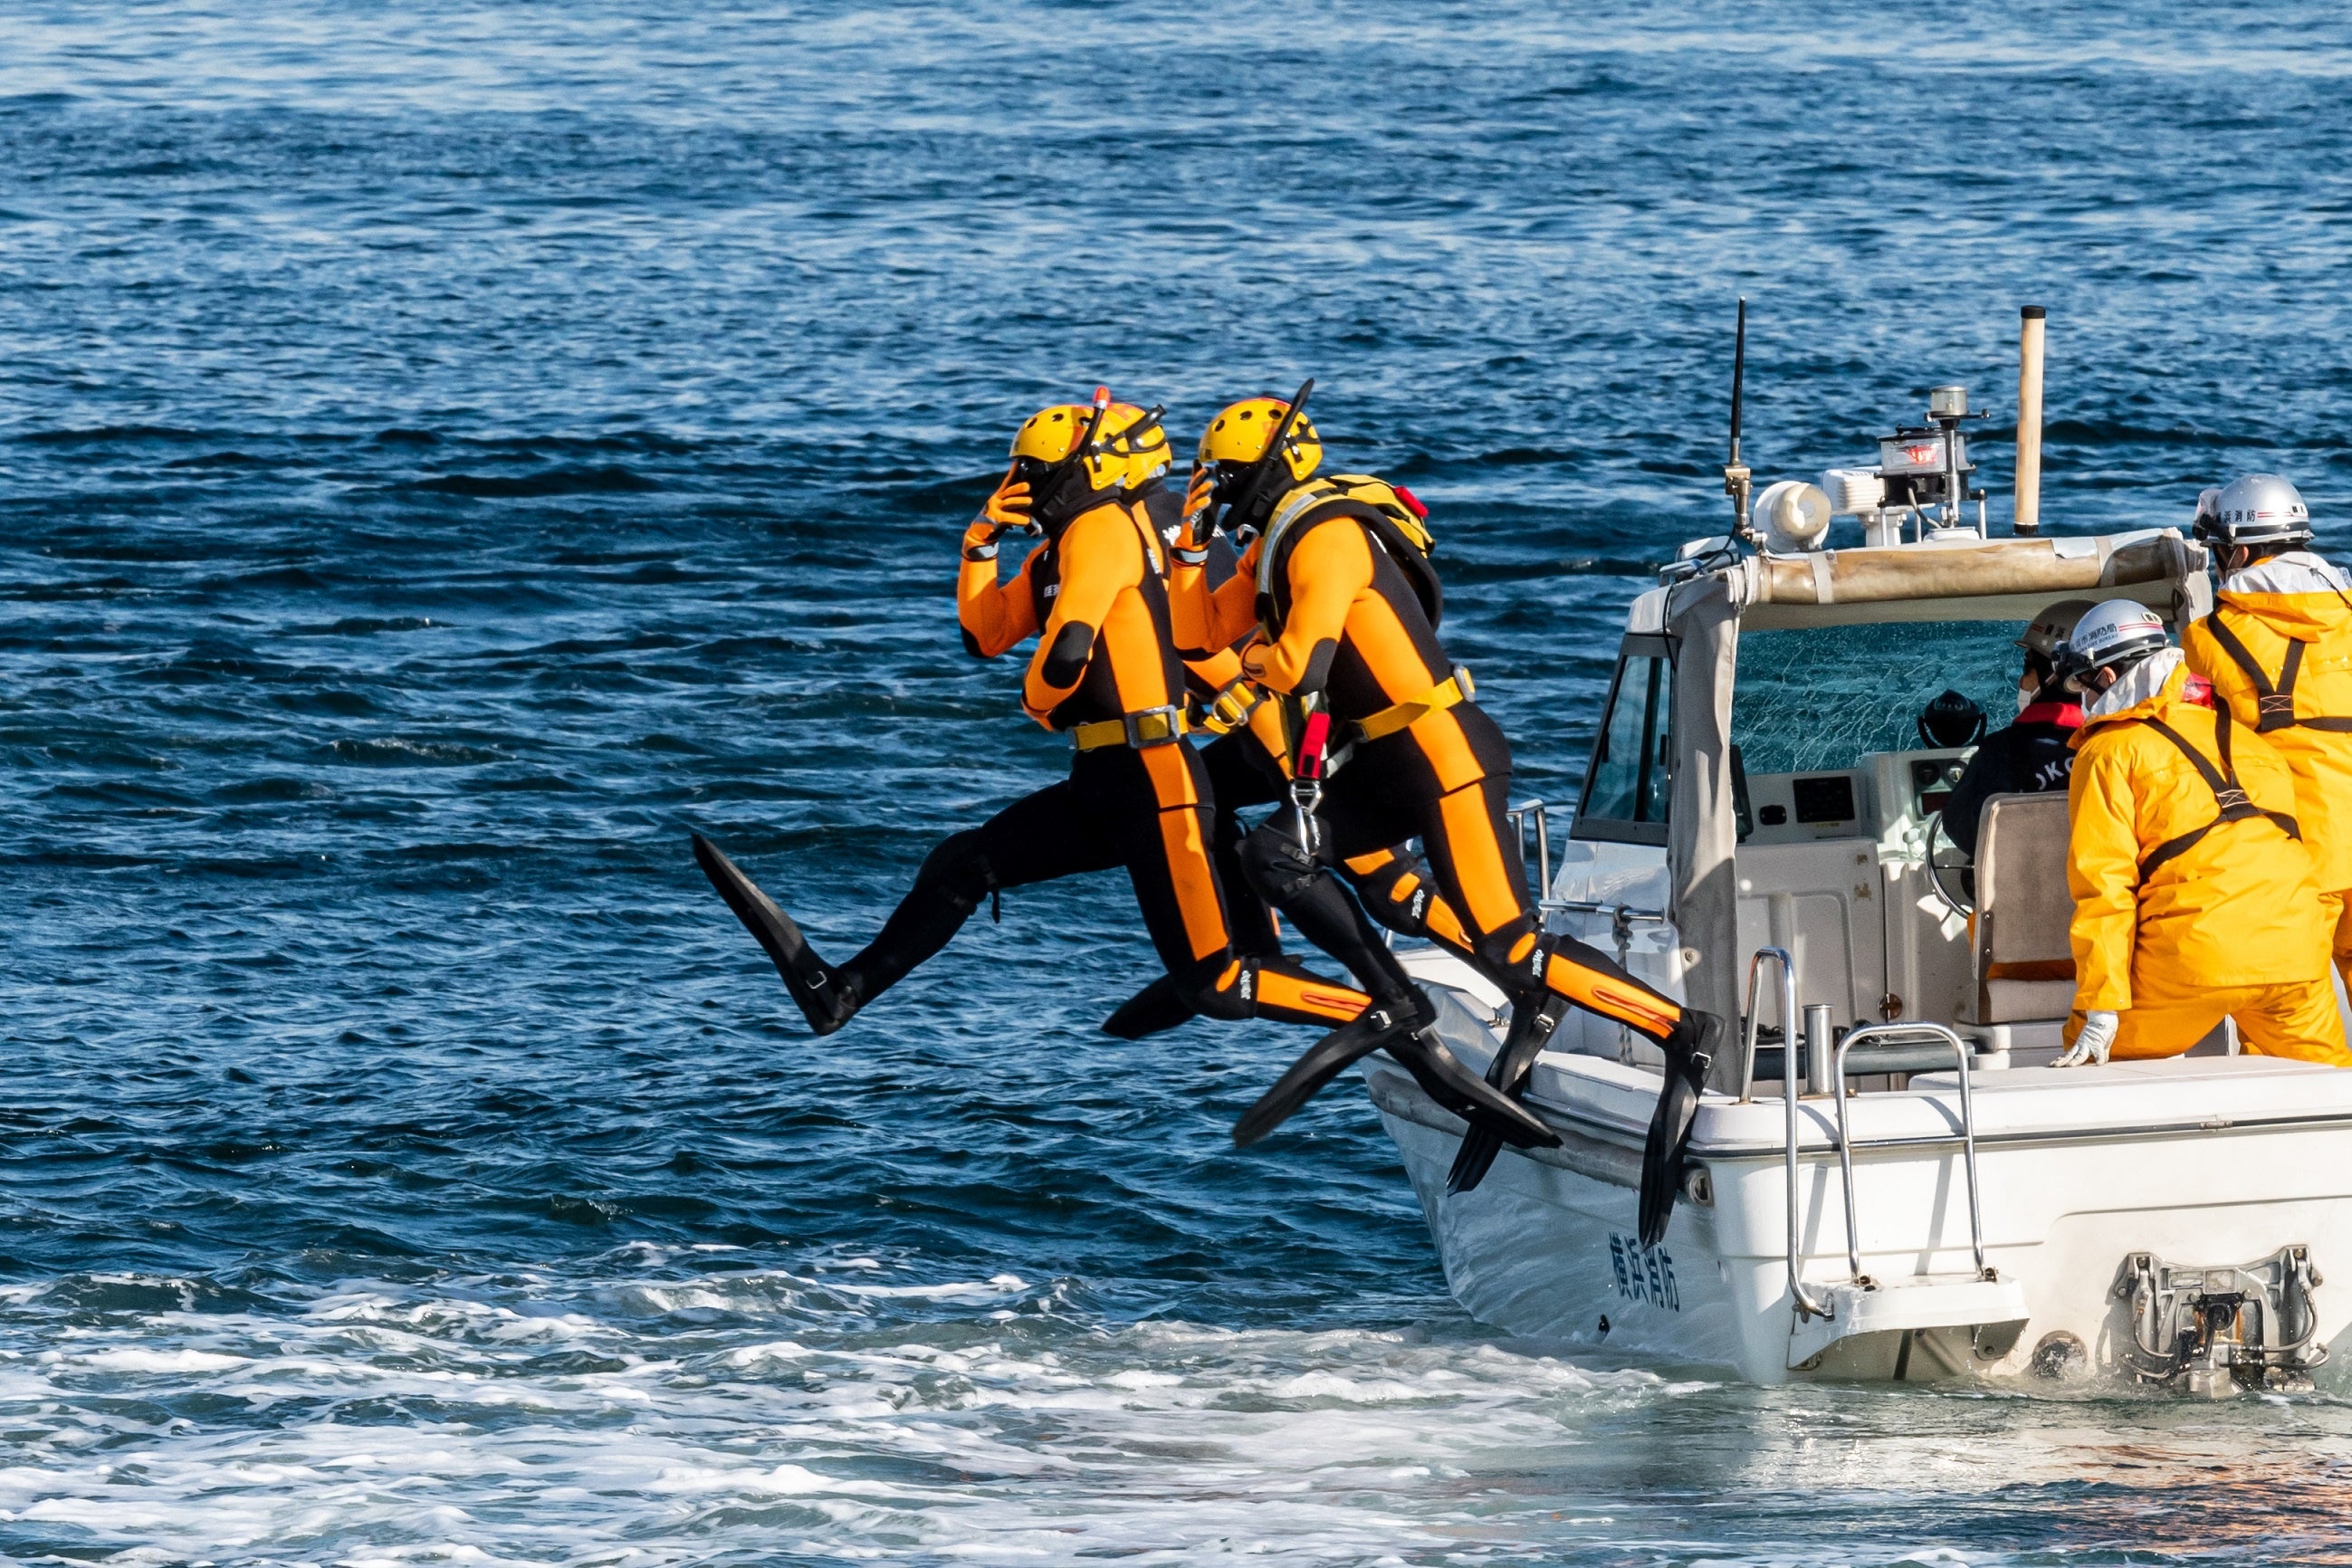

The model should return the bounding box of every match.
[1173,953,1254,1022]
[1238,814,1331,906]
[1470,913,1544,1000]
[911,827,998,916]
[1343,851,1435,939]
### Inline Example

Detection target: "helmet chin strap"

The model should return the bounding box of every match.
[1219,378,1315,536]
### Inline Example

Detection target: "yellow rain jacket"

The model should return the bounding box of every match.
[2068,657,2328,1015]
[2183,568,2352,895]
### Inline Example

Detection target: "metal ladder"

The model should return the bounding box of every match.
[1737,947,1995,1323]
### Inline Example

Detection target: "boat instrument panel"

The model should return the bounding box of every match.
[1737,748,1975,846]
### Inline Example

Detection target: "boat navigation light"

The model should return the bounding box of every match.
[1928,384,1969,420]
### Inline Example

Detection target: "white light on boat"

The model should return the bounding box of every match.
[1754,479,1831,552]
[1820,467,1885,516]
[1928,383,1969,419]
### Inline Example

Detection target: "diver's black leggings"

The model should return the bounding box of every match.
[1198,732,1285,957]
[846,745,1229,1003]
[1314,730,1680,1042]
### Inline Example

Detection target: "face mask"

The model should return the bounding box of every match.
[2016,679,2038,715]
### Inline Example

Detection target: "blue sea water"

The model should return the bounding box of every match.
[5,3,2352,1561]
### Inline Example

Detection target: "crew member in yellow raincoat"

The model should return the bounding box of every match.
[2183,473,2352,994]
[2054,598,2349,1068]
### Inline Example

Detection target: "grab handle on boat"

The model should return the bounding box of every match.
[1830,1022,1990,1284]
[1736,946,1799,1105]
[1507,799,1553,905]
[1740,946,1827,1320]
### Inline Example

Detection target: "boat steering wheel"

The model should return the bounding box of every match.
[1923,809,1977,918]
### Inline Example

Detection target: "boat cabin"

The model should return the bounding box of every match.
[1551,528,2215,1080]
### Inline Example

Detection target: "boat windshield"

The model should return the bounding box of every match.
[1733,619,2029,775]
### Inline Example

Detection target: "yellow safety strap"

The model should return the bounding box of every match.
[1353,667,1474,742]
[1071,708,1190,752]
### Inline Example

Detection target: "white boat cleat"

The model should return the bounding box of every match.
[1361,311,2352,1391]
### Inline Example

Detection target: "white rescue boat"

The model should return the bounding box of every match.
[1372,316,2352,1391]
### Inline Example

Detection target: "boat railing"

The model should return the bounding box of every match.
[1738,946,1826,1319]
[1509,800,1672,962]
[1506,799,1554,908]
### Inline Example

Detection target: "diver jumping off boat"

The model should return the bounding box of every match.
[1166,385,1716,1226]
[694,391,1554,1148]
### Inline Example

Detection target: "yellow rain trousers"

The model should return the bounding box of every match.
[2184,578,2352,991]
[2066,660,2348,1066]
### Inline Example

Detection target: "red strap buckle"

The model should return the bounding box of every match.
[1296,710,1332,780]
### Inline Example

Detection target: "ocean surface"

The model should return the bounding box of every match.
[5,3,2352,1562]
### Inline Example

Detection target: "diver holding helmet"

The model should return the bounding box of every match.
[2051,598,2349,1068]
[693,393,1554,1147]
[1937,599,2095,860]
[1170,385,1716,1238]
[2183,473,2352,995]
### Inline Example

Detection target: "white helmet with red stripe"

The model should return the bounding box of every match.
[2054,598,2170,689]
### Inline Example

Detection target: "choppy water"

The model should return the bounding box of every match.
[6,3,2352,1562]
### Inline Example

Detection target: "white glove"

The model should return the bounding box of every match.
[2051,1010,2118,1067]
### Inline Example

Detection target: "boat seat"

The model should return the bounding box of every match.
[1959,791,2073,1027]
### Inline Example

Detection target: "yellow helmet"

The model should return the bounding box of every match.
[1193,381,1321,534]
[1196,393,1321,482]
[1009,395,1168,492]
[1104,402,1172,490]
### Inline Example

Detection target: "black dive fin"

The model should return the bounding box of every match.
[1636,1009,1726,1248]
[691,833,859,1036]
[1102,973,1197,1040]
[1233,1009,1399,1147]
[1446,1001,1565,1196]
[1385,1030,1561,1152]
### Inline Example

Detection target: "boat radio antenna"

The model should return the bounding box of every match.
[1724,298,1754,544]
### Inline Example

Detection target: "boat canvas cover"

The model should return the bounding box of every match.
[1664,531,2207,1086]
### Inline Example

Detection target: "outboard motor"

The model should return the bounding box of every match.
[2112,1246,2328,1395]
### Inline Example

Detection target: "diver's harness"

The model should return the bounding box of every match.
[1252,474,1442,639]
[1354,665,1475,742]
[1070,706,1190,752]
[1289,705,1335,856]
[2202,610,2352,735]
[2122,705,2302,879]
[1249,473,1465,749]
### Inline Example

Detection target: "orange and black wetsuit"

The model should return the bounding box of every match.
[1168,512,1481,980]
[1179,481,1686,1051]
[812,477,1369,1032]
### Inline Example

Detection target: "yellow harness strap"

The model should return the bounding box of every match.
[1353,666,1474,742]
[1071,706,1190,752]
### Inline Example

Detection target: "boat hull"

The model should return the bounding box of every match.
[1374,1056,2352,1387]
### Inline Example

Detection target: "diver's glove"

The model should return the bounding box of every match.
[965,472,1033,558]
[2051,1009,2118,1068]
[1181,465,1216,538]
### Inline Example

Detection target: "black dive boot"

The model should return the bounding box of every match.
[692,834,863,1036]
[1636,1009,1726,1248]
[1234,988,1560,1151]
[1445,993,1569,1197]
